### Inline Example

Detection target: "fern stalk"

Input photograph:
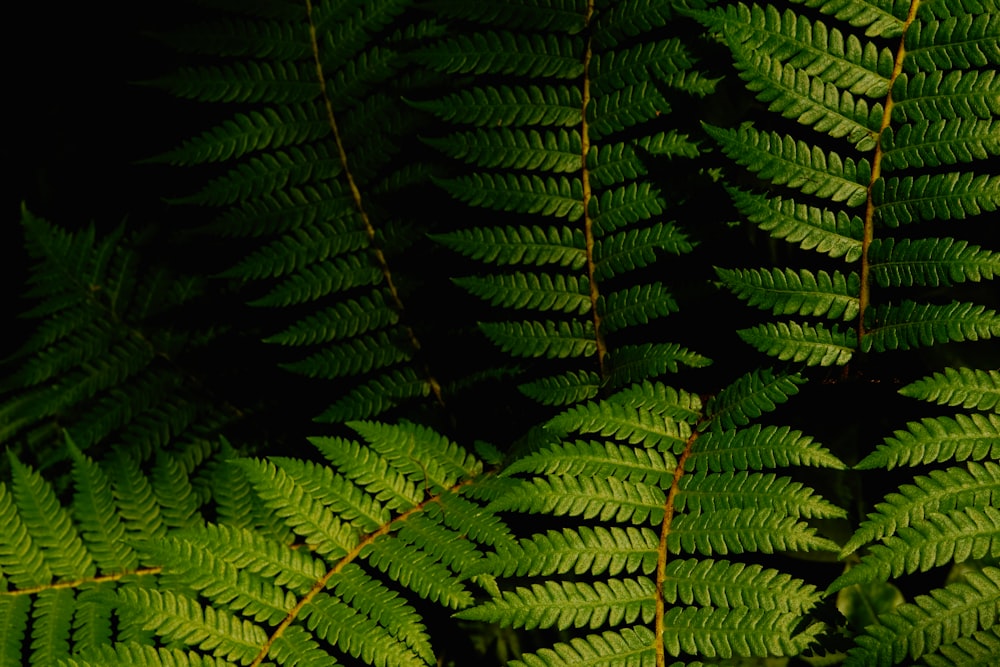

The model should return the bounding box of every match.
[654,426,698,667]
[305,0,444,407]
[579,0,610,378]
[249,474,475,666]
[858,0,921,347]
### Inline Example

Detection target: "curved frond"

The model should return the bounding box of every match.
[468,370,844,664]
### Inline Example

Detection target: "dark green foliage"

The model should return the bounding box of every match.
[417,0,713,409]
[151,0,451,423]
[3,0,999,666]
[0,210,229,470]
[692,0,1000,366]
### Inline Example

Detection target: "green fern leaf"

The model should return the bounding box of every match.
[474,526,660,579]
[730,43,882,151]
[409,84,582,127]
[435,173,585,221]
[841,462,1000,556]
[506,627,657,667]
[315,368,432,423]
[862,301,1000,352]
[6,452,93,580]
[431,226,587,269]
[151,106,328,166]
[668,507,839,555]
[784,0,907,38]
[279,331,412,379]
[599,284,678,333]
[869,237,1000,288]
[688,424,846,472]
[593,223,693,280]
[857,413,1000,469]
[661,557,822,613]
[881,118,1000,170]
[605,343,712,388]
[424,128,582,172]
[738,320,857,366]
[842,566,1000,667]
[454,273,592,315]
[831,507,1000,590]
[117,587,267,665]
[248,254,382,307]
[414,31,584,78]
[519,371,603,406]
[503,440,675,487]
[716,267,860,320]
[457,578,657,631]
[899,367,1000,412]
[263,291,399,345]
[705,369,807,430]
[479,320,597,359]
[922,628,1000,667]
[904,12,1000,72]
[725,187,863,261]
[893,70,1000,123]
[546,402,692,453]
[874,172,1000,226]
[677,471,847,519]
[704,123,870,206]
[692,3,893,96]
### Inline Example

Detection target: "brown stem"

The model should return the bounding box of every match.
[858,0,921,348]
[581,0,609,379]
[305,0,444,406]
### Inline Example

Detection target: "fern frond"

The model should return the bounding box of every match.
[431,226,587,269]
[841,566,1000,667]
[605,343,712,388]
[698,0,999,381]
[832,507,1000,590]
[469,370,843,664]
[875,172,1000,226]
[409,84,582,128]
[862,301,1000,352]
[0,211,227,460]
[480,320,597,360]
[704,123,870,206]
[842,461,1000,555]
[738,321,857,366]
[95,421,501,667]
[730,42,882,151]
[454,273,592,316]
[858,413,1000,470]
[893,69,1000,123]
[419,1,713,411]
[424,128,582,172]
[519,371,603,407]
[692,3,893,95]
[435,173,586,221]
[899,367,1000,412]
[717,267,860,320]
[150,1,455,422]
[688,424,846,472]
[869,237,1000,288]
[881,118,1000,170]
[414,31,585,78]
[548,403,692,454]
[705,368,807,430]
[725,187,863,261]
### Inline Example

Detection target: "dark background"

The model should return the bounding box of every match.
[4,5,195,337]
